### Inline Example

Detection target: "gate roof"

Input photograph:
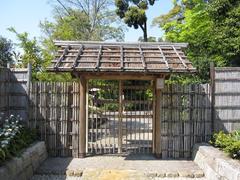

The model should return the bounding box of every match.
[47,41,196,74]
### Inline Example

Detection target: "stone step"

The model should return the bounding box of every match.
[33,157,205,179]
[32,174,207,180]
[34,169,204,179]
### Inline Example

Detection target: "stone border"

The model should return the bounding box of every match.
[193,143,240,180]
[0,141,47,180]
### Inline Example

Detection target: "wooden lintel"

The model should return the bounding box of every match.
[83,74,165,80]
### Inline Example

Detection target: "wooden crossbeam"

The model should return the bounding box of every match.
[54,45,70,69]
[95,45,102,69]
[158,46,170,70]
[120,46,124,69]
[139,45,146,69]
[172,46,188,69]
[72,45,83,69]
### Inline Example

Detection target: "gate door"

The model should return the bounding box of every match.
[87,80,153,155]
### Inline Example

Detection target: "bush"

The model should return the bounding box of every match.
[0,114,37,164]
[210,130,240,159]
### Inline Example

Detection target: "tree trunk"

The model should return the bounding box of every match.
[143,21,148,42]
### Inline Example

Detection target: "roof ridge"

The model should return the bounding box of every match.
[53,40,188,48]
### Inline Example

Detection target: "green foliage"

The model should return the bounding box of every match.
[40,10,90,41]
[8,27,73,81]
[8,27,44,80]
[210,131,240,159]
[115,0,156,41]
[48,0,125,41]
[0,114,37,164]
[153,0,240,82]
[0,36,13,67]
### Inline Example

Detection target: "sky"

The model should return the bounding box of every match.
[0,0,173,43]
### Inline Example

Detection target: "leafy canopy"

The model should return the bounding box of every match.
[115,0,156,41]
[51,0,125,41]
[153,0,240,82]
[0,36,13,67]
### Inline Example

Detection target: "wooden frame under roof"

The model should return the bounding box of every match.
[47,41,196,74]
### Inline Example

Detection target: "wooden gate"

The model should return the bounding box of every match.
[87,80,154,155]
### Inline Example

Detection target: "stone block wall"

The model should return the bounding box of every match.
[193,143,240,180]
[0,141,47,180]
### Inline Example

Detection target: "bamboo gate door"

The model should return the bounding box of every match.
[87,79,155,155]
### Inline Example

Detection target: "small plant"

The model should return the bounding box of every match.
[0,114,37,164]
[210,130,240,159]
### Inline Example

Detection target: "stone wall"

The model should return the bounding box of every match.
[193,143,240,180]
[0,141,47,180]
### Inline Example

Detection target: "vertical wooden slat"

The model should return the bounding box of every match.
[210,62,215,132]
[118,80,123,154]
[79,76,87,158]
[155,80,162,158]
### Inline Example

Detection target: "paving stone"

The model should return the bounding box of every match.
[193,170,204,178]
[66,169,75,176]
[157,171,166,178]
[178,170,194,178]
[166,171,179,177]
[74,169,83,177]
[145,171,157,178]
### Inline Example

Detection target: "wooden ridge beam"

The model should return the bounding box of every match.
[54,45,70,69]
[54,40,188,48]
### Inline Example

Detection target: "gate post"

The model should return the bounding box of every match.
[155,78,163,158]
[79,76,86,158]
[118,80,123,154]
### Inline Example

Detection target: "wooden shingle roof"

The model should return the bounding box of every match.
[47,41,196,73]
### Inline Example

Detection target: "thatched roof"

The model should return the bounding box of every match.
[47,41,196,74]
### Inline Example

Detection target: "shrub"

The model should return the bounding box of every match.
[210,130,240,160]
[0,114,37,164]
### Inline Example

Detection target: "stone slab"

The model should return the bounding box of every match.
[0,141,47,180]
[193,143,240,180]
[35,155,204,179]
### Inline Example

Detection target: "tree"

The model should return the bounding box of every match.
[0,36,13,67]
[52,0,125,41]
[8,28,43,79]
[9,27,73,81]
[153,0,240,82]
[115,0,156,42]
[207,0,240,66]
